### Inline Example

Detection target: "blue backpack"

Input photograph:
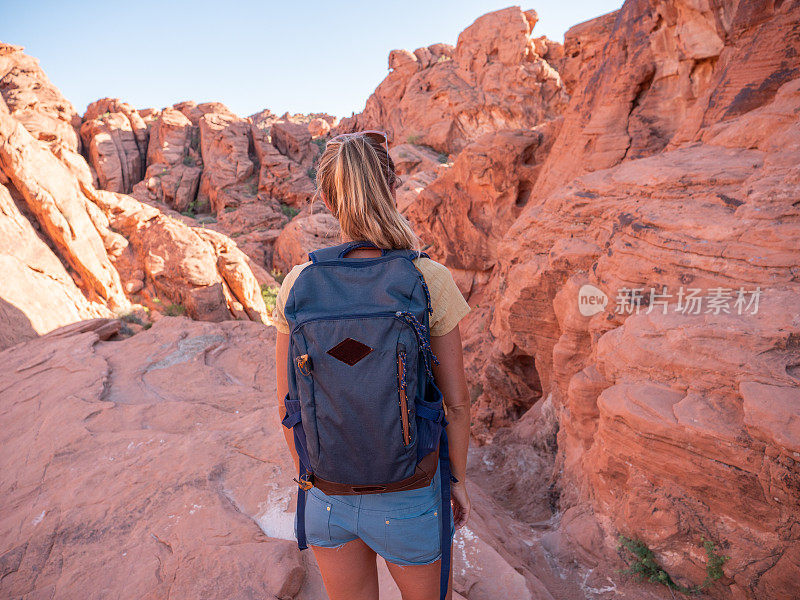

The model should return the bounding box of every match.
[281,239,455,600]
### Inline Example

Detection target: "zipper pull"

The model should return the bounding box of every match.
[296,354,311,376]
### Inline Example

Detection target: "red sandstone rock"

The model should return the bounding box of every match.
[271,120,318,166]
[0,317,575,600]
[394,169,439,215]
[249,107,279,130]
[478,83,799,600]
[0,109,129,311]
[407,125,556,272]
[132,108,202,212]
[212,200,287,238]
[0,318,305,599]
[174,100,235,125]
[307,117,330,138]
[198,111,256,214]
[336,7,567,155]
[0,42,81,152]
[80,98,149,193]
[146,107,198,167]
[271,201,339,274]
[531,0,740,199]
[0,183,111,350]
[85,187,268,323]
[194,227,270,323]
[390,143,445,176]
[250,120,317,208]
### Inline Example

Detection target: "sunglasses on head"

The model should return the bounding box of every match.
[327,130,391,186]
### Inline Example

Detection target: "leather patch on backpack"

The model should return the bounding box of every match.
[327,337,373,366]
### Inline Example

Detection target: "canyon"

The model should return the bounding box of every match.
[1,1,799,599]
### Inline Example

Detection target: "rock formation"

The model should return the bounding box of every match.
[0,182,110,350]
[0,42,81,152]
[135,107,202,212]
[0,43,269,342]
[397,2,800,598]
[335,7,567,155]
[1,1,799,598]
[80,98,148,193]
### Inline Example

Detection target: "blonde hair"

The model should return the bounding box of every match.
[313,133,422,253]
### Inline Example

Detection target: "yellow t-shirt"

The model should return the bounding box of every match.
[272,256,471,337]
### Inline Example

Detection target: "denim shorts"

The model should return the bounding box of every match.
[295,461,455,566]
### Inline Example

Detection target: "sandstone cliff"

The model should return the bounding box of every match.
[0,43,269,350]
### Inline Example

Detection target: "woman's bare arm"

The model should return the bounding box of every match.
[430,324,470,484]
[276,331,300,475]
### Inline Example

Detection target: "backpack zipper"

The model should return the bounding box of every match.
[291,310,401,335]
[397,343,411,446]
[291,310,439,381]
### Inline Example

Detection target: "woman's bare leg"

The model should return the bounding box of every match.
[385,544,454,600]
[311,538,380,600]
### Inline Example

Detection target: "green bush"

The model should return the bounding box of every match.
[280,203,299,220]
[406,134,422,145]
[118,311,145,327]
[182,155,195,166]
[163,303,186,317]
[181,197,201,218]
[312,137,327,152]
[616,535,730,595]
[261,283,280,312]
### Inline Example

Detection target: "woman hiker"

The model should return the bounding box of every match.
[274,130,472,600]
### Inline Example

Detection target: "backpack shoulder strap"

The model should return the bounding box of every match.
[394,248,430,262]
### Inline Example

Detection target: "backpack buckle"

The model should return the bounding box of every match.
[296,354,311,376]
[293,471,314,490]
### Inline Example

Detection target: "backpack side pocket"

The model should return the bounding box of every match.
[414,377,445,462]
[281,392,312,478]
[290,333,320,468]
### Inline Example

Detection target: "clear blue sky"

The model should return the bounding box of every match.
[2,0,622,120]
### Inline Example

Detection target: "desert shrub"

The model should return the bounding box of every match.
[616,535,730,595]
[163,303,186,317]
[280,203,299,220]
[261,284,280,312]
